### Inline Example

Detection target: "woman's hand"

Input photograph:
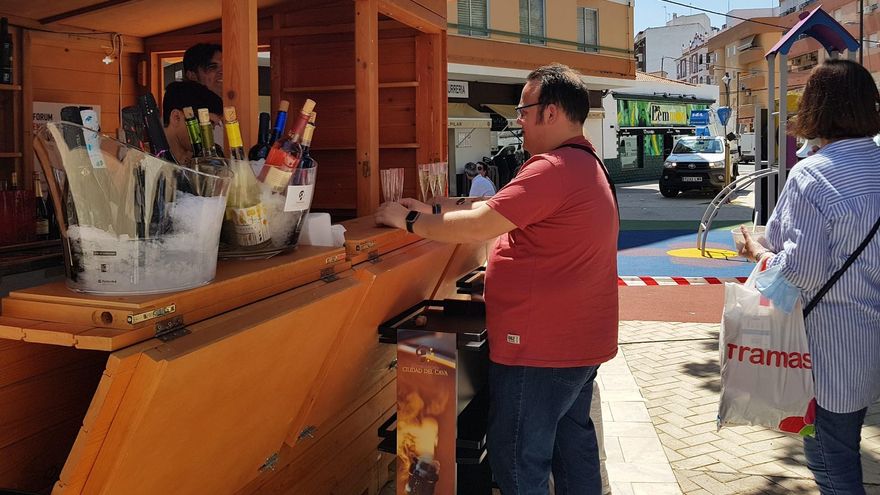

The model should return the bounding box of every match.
[739,226,771,262]
[375,201,409,230]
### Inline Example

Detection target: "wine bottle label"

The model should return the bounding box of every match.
[227,204,271,246]
[36,219,49,235]
[264,166,293,193]
[284,184,315,212]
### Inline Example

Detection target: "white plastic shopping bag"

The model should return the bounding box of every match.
[718,261,816,436]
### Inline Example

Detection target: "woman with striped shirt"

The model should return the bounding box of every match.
[740,59,880,494]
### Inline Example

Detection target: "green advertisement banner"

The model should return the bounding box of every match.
[617,100,708,127]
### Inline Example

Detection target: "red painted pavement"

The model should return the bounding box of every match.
[619,284,724,324]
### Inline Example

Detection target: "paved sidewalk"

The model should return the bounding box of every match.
[613,320,880,495]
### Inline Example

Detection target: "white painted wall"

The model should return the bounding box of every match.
[584,116,604,158]
[449,128,492,173]
[640,22,713,75]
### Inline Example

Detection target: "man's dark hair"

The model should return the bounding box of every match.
[788,59,880,140]
[526,63,590,124]
[183,43,222,73]
[162,80,223,126]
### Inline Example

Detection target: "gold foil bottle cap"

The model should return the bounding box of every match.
[224,106,238,123]
[183,106,195,120]
[308,111,316,124]
[278,100,290,112]
[197,108,211,124]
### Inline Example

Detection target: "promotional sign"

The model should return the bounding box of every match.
[617,99,708,127]
[689,109,710,126]
[397,330,458,495]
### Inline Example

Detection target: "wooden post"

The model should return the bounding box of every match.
[355,0,380,215]
[222,0,258,150]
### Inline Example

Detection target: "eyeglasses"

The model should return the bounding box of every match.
[202,62,221,72]
[515,102,542,118]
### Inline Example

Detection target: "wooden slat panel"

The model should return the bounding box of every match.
[278,0,353,28]
[83,275,368,495]
[356,0,380,216]
[239,378,395,494]
[309,150,358,210]
[29,43,139,77]
[287,240,454,449]
[430,241,489,300]
[282,39,354,88]
[55,352,142,495]
[0,345,106,493]
[222,0,259,148]
[378,0,445,34]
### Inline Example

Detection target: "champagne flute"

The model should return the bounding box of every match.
[417,163,432,203]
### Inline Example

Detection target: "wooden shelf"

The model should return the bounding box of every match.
[379,81,419,88]
[0,152,22,158]
[380,143,419,149]
[283,85,355,93]
[310,145,356,151]
[0,84,21,91]
[282,81,418,93]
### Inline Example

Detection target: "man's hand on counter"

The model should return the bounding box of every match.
[375,201,409,230]
[399,198,432,214]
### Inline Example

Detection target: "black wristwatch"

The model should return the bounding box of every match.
[405,210,421,233]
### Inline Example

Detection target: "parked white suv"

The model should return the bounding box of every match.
[659,136,729,198]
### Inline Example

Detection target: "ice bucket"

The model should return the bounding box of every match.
[213,159,315,260]
[35,122,233,295]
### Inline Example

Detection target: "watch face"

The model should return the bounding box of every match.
[406,210,420,222]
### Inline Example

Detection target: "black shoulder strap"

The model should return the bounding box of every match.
[803,214,880,318]
[556,143,619,221]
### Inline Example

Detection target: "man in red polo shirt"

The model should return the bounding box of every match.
[376,63,618,494]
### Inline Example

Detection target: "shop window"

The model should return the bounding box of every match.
[520,0,545,45]
[643,134,663,161]
[619,135,640,169]
[458,0,489,37]
[578,7,598,53]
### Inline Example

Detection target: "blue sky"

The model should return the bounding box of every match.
[634,0,779,33]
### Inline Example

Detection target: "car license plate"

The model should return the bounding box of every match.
[682,176,702,182]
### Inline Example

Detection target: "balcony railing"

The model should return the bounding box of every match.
[447,22,634,56]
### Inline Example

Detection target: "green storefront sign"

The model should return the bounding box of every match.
[617,100,708,127]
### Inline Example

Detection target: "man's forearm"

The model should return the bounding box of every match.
[436,197,487,212]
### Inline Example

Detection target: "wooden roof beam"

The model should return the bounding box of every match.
[222,0,259,150]
[39,0,137,25]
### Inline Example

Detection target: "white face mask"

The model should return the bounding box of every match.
[213,124,224,149]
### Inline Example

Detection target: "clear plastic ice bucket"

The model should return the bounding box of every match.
[35,122,233,295]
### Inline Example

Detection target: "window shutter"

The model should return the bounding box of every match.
[530,0,544,44]
[472,0,488,36]
[577,7,585,49]
[458,0,471,35]
[583,8,598,52]
[520,0,530,43]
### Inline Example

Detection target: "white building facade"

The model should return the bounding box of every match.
[634,13,712,77]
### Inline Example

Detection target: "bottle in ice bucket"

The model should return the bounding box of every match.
[221,106,271,248]
[257,98,316,193]
[405,456,439,495]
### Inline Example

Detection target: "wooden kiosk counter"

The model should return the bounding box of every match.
[0,0,471,493]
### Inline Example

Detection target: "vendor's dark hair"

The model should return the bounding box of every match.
[526,64,590,124]
[789,59,880,140]
[162,80,223,126]
[183,43,221,73]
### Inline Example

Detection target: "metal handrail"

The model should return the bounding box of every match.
[697,167,778,256]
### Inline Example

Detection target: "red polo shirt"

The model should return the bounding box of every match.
[484,136,619,367]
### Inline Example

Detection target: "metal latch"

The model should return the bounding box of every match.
[320,267,338,283]
[368,250,381,263]
[128,304,176,325]
[297,425,318,442]
[259,453,279,472]
[388,358,398,370]
[155,315,191,342]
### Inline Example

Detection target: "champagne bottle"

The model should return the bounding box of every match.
[248,112,271,160]
[138,93,178,164]
[221,106,271,249]
[34,172,49,240]
[268,100,290,144]
[197,108,223,158]
[0,17,12,85]
[258,99,316,192]
[182,106,204,159]
[223,106,247,160]
[299,112,317,170]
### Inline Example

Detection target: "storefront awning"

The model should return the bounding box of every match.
[448,103,491,129]
[485,104,521,129]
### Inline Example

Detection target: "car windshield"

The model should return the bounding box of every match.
[672,138,722,154]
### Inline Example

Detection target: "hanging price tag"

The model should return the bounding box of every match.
[284,184,315,212]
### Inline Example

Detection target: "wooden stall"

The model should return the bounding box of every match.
[0,1,468,494]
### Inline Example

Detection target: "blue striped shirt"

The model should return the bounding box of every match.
[763,137,880,414]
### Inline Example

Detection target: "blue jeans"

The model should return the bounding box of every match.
[487,362,601,495]
[804,404,868,495]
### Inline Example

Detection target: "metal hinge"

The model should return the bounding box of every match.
[362,160,371,177]
[368,250,381,263]
[155,315,191,342]
[320,267,339,283]
[297,425,318,442]
[259,453,279,472]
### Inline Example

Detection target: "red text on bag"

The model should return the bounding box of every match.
[726,343,812,369]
